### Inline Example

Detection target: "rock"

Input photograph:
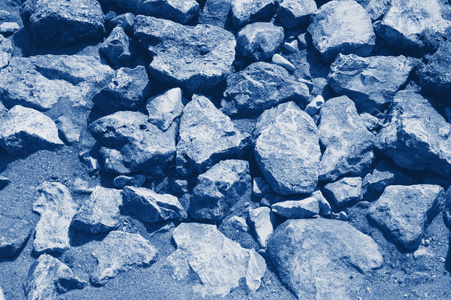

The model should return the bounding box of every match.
[199,0,232,28]
[0,287,4,300]
[0,22,18,35]
[312,190,332,217]
[331,211,348,221]
[307,0,376,63]
[0,55,114,110]
[368,184,445,251]
[444,187,451,228]
[248,207,274,248]
[360,112,380,131]
[0,215,32,258]
[90,231,159,286]
[33,182,77,254]
[79,151,100,174]
[328,54,414,113]
[0,10,11,20]
[24,254,87,300]
[267,218,383,299]
[236,22,284,61]
[254,101,321,195]
[0,105,63,157]
[304,95,324,115]
[323,177,363,210]
[271,53,295,71]
[146,87,184,131]
[355,0,391,20]
[93,66,151,112]
[190,159,251,221]
[375,90,451,177]
[231,0,277,28]
[21,0,105,46]
[72,178,94,194]
[252,177,271,198]
[277,0,317,29]
[134,16,235,93]
[71,187,123,234]
[176,94,249,176]
[100,26,134,69]
[0,34,12,70]
[272,197,319,219]
[318,96,375,181]
[222,62,310,116]
[419,40,451,93]
[0,176,9,190]
[166,222,266,297]
[283,39,299,52]
[113,175,146,189]
[55,116,81,145]
[109,13,135,33]
[375,0,451,55]
[122,186,186,223]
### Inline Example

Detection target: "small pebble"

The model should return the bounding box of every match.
[305,95,325,116]
[283,39,298,53]
[272,54,295,71]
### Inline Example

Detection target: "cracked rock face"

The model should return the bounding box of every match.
[236,22,284,61]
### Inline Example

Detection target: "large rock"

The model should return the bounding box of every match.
[231,0,277,28]
[176,95,249,176]
[307,0,376,63]
[323,177,363,210]
[355,0,391,20]
[267,218,383,299]
[99,26,134,69]
[318,96,375,181]
[254,101,321,195]
[0,106,63,157]
[146,87,184,131]
[134,16,235,93]
[277,0,317,29]
[90,231,159,286]
[368,185,445,251]
[0,34,12,70]
[236,22,284,61]
[24,254,86,300]
[222,62,310,117]
[419,40,451,93]
[328,54,414,112]
[199,0,232,28]
[166,223,266,297]
[0,215,32,258]
[190,160,251,221]
[375,90,451,177]
[21,0,105,46]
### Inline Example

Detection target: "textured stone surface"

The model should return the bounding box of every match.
[55,116,81,145]
[0,34,12,70]
[146,87,184,131]
[0,215,32,258]
[323,177,363,210]
[271,197,319,219]
[355,0,391,20]
[248,207,274,248]
[419,40,451,93]
[199,0,232,28]
[100,26,133,69]
[236,22,284,61]
[231,0,277,28]
[277,0,317,29]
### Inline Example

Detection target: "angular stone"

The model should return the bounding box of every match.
[33,182,77,254]
[100,26,134,69]
[112,175,146,189]
[166,223,266,297]
[328,54,414,112]
[176,94,249,176]
[0,215,32,258]
[231,0,277,28]
[190,160,251,221]
[0,22,18,35]
[236,22,284,61]
[222,62,310,117]
[272,54,296,71]
[55,116,81,145]
[277,0,317,29]
[90,231,159,286]
[0,106,63,157]
[323,177,363,210]
[24,254,86,300]
[305,95,325,116]
[146,87,184,131]
[312,190,332,217]
[272,197,319,219]
[248,207,274,248]
[368,184,445,251]
[21,0,105,46]
[355,0,391,20]
[199,0,232,28]
[318,96,375,181]
[134,16,235,93]
[420,40,451,93]
[109,13,135,33]
[375,90,451,177]
[268,218,383,300]
[0,34,12,70]
[252,177,271,198]
[122,186,186,223]
[307,0,376,63]
[254,101,321,195]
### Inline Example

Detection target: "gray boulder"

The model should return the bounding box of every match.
[254,101,321,195]
[375,90,451,177]
[0,215,32,258]
[134,16,235,93]
[231,0,277,28]
[146,87,184,131]
[277,0,317,29]
[368,184,445,251]
[199,0,232,28]
[307,0,376,63]
[222,62,310,116]
[100,26,133,69]
[267,218,383,299]
[355,0,391,20]
[271,197,319,219]
[0,34,12,70]
[318,96,375,181]
[323,177,363,210]
[419,40,451,93]
[236,22,284,61]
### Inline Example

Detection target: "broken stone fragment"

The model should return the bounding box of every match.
[100,26,134,69]
[0,34,12,70]
[0,215,32,258]
[231,0,277,28]
[323,177,363,211]
[55,116,81,145]
[271,197,319,219]
[236,22,284,61]
[248,207,274,248]
[113,175,146,189]
[146,87,184,131]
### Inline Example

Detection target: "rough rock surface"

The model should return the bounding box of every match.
[236,22,284,61]
[254,101,321,195]
[231,0,277,28]
[323,177,363,210]
[271,197,319,219]
[55,116,81,145]
[277,0,317,29]
[419,40,451,93]
[146,87,184,131]
[199,0,232,28]
[248,207,274,248]
[0,215,32,258]
[355,0,391,20]
[0,34,12,70]
[100,26,134,69]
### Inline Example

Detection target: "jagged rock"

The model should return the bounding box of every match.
[267,218,383,299]
[419,40,451,93]
[355,0,391,20]
[122,186,186,222]
[199,0,232,28]
[93,66,151,112]
[55,116,81,145]
[0,105,63,157]
[272,54,296,71]
[222,62,310,117]
[312,190,332,217]
[71,187,123,234]
[0,22,18,35]
[0,215,32,258]
[323,177,363,210]
[254,101,321,195]
[176,95,249,176]
[134,16,235,93]
[24,254,87,300]
[146,87,184,131]
[360,112,380,131]
[100,26,134,69]
[328,54,414,112]
[0,34,12,70]
[0,55,114,110]
[248,207,274,248]
[277,0,317,29]
[375,90,451,177]
[190,160,251,221]
[21,0,105,46]
[272,197,319,219]
[231,0,277,28]
[236,22,284,61]
[318,96,375,181]
[33,182,77,254]
[252,177,271,198]
[307,0,375,63]
[90,231,159,286]
[305,95,325,116]
[166,222,266,297]
[113,175,146,189]
[109,13,135,33]
[368,184,445,251]
[79,151,100,174]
